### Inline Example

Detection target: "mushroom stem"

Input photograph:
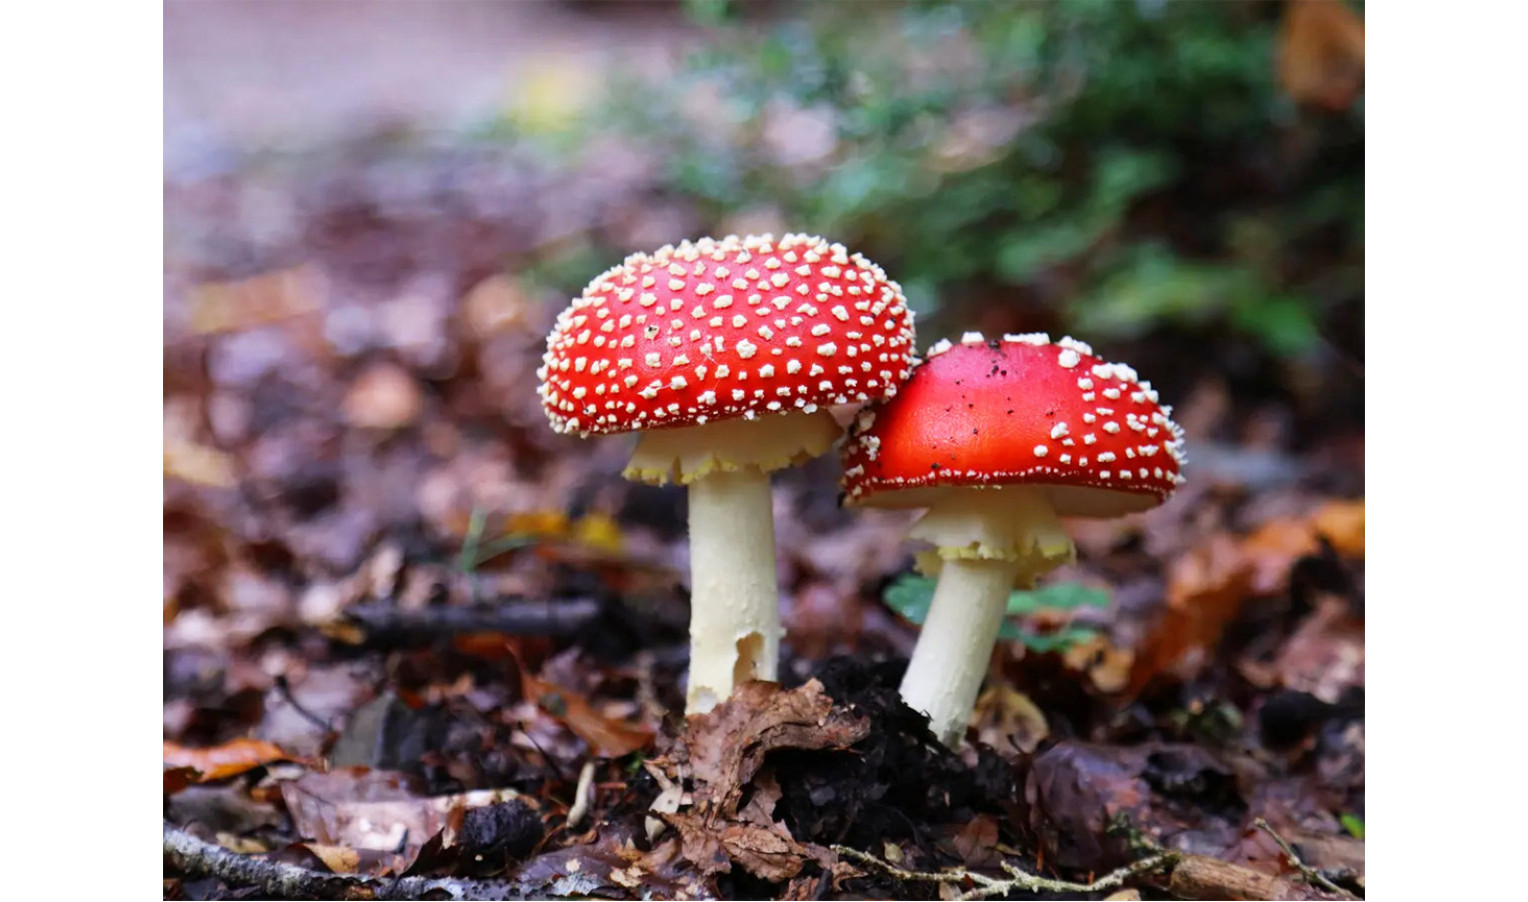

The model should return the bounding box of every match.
[685,465,781,715]
[899,556,1022,746]
[896,486,1076,745]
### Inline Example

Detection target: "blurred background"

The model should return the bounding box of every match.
[164,0,1363,878]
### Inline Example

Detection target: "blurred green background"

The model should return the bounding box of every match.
[498,0,1363,395]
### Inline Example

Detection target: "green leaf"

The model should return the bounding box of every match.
[1006,582,1111,615]
[1340,813,1365,840]
[1010,626,1099,653]
[882,574,1108,653]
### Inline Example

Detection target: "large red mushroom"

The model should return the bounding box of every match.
[541,233,916,714]
[841,332,1185,744]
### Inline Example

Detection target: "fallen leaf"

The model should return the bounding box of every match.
[520,671,654,758]
[1127,533,1254,697]
[663,812,811,882]
[1241,498,1364,595]
[301,843,360,874]
[189,266,322,335]
[669,679,871,817]
[343,362,423,430]
[970,684,1049,754]
[280,768,534,874]
[1266,597,1364,703]
[651,680,871,882]
[1310,499,1364,558]
[460,273,532,339]
[946,814,1001,868]
[163,738,295,782]
[1024,741,1247,872]
[1278,0,1365,112]
[1063,634,1136,695]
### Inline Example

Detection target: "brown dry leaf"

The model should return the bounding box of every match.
[663,812,809,882]
[737,769,784,827]
[671,679,871,816]
[1127,533,1254,698]
[342,361,423,430]
[1063,634,1136,695]
[301,843,361,875]
[163,399,237,488]
[1265,597,1364,703]
[971,684,1049,754]
[1310,499,1364,558]
[520,672,654,758]
[1242,498,1364,594]
[280,768,530,873]
[650,680,869,883]
[190,266,322,335]
[1278,0,1365,111]
[163,766,200,795]
[946,815,1001,869]
[460,273,533,339]
[162,737,296,782]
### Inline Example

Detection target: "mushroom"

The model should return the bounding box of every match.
[539,233,916,714]
[840,332,1185,745]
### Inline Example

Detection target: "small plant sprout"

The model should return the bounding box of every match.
[540,234,916,715]
[841,332,1185,745]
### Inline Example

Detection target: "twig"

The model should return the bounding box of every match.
[345,597,602,643]
[831,843,1177,901]
[163,821,526,900]
[565,760,597,829]
[1255,817,1359,900]
[273,674,335,733]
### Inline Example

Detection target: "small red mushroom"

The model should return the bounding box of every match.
[841,332,1185,744]
[540,233,916,714]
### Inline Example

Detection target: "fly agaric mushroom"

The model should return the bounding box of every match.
[539,233,916,714]
[841,332,1185,745]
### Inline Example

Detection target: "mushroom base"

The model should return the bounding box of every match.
[899,556,1024,746]
[685,465,782,715]
[624,409,841,485]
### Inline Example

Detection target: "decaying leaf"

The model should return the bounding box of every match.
[300,842,361,874]
[189,266,323,335]
[1242,499,1364,595]
[279,768,534,874]
[970,684,1049,754]
[163,737,297,782]
[1278,0,1365,112]
[651,679,871,882]
[520,671,654,758]
[668,679,870,816]
[1127,533,1254,697]
[1063,634,1136,695]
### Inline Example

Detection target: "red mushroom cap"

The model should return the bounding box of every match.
[539,234,916,437]
[841,332,1186,515]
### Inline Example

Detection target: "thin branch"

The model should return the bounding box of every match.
[164,821,525,901]
[345,597,602,643]
[1254,817,1359,900]
[831,843,1177,901]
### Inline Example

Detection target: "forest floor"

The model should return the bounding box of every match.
[163,4,1364,899]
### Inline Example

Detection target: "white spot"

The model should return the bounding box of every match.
[1058,349,1081,369]
[737,339,759,359]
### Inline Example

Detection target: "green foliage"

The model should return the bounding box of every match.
[584,0,1362,358]
[1340,813,1365,840]
[882,573,1107,653]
